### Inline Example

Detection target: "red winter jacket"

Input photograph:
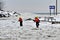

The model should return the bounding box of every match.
[18,18,23,22]
[34,18,40,22]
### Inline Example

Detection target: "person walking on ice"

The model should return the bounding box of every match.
[33,16,40,28]
[18,17,23,26]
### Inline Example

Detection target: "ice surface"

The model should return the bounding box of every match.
[0,13,60,40]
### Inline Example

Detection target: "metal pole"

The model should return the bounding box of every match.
[54,9,55,15]
[50,9,51,15]
[56,0,57,15]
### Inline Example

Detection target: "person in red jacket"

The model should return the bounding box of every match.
[18,17,23,26]
[33,16,40,28]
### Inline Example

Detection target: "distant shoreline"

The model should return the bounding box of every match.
[34,13,60,15]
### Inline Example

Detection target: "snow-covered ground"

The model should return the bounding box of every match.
[0,13,60,40]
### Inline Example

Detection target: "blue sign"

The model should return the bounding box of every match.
[49,5,55,9]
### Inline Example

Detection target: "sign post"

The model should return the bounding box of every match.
[49,5,55,15]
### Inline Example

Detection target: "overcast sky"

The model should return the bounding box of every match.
[2,0,60,13]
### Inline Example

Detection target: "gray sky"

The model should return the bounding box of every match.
[2,0,60,13]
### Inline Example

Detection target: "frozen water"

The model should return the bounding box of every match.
[0,13,60,40]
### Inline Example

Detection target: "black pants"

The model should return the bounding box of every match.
[20,22,23,26]
[36,22,39,28]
